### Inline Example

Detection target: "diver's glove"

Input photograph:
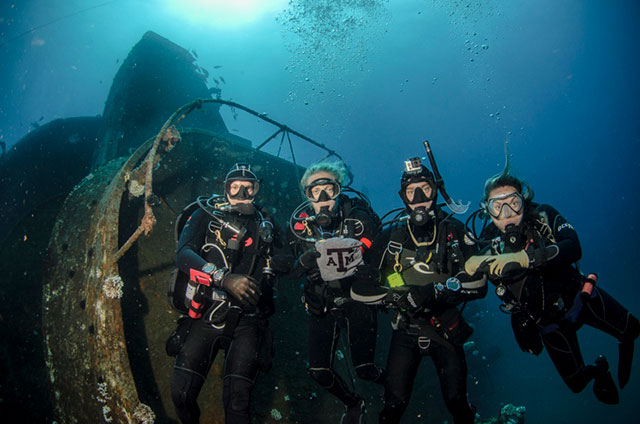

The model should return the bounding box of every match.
[464,251,530,277]
[269,253,295,274]
[464,255,494,275]
[526,245,559,268]
[354,263,381,282]
[298,248,321,270]
[487,250,530,276]
[221,274,261,306]
[394,285,435,313]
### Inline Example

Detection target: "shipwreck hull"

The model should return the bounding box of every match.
[42,126,356,423]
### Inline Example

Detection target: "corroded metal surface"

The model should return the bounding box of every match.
[43,137,153,423]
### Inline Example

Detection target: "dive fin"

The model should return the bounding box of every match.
[618,340,634,389]
[593,355,619,405]
[618,314,640,389]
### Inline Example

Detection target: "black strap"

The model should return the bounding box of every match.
[414,322,455,352]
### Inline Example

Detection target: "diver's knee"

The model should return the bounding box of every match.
[355,363,385,383]
[171,370,194,407]
[309,367,335,388]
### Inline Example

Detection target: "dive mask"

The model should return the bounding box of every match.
[226,181,259,200]
[484,192,524,219]
[304,178,341,203]
[403,183,435,205]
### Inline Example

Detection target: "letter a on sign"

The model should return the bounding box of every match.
[315,237,363,281]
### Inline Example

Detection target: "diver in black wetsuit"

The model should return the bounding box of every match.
[465,168,640,405]
[167,163,286,424]
[288,160,384,424]
[351,151,487,424]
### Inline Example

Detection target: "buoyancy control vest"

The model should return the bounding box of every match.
[168,195,276,319]
[484,203,582,323]
[380,211,465,289]
[379,210,476,348]
[290,194,380,314]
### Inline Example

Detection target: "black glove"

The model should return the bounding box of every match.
[394,285,435,312]
[354,264,381,282]
[270,253,295,274]
[221,274,261,306]
[298,248,321,270]
[527,245,558,268]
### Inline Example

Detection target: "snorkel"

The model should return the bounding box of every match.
[423,140,470,214]
[398,141,469,216]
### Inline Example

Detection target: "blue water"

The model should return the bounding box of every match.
[2,0,639,422]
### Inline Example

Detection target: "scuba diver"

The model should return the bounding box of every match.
[166,163,288,424]
[288,160,385,424]
[351,141,487,424]
[464,157,640,405]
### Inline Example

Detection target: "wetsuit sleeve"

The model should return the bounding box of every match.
[176,208,209,274]
[529,204,581,268]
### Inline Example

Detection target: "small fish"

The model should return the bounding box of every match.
[192,49,198,58]
[214,65,222,69]
[71,65,77,70]
[220,76,226,84]
[213,78,219,85]
[116,58,119,64]
[39,116,44,121]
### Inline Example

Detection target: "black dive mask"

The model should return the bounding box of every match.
[316,190,332,202]
[503,224,525,250]
[399,181,436,208]
[409,206,432,227]
[408,186,431,205]
[227,185,253,201]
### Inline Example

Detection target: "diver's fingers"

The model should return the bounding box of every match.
[244,284,261,306]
